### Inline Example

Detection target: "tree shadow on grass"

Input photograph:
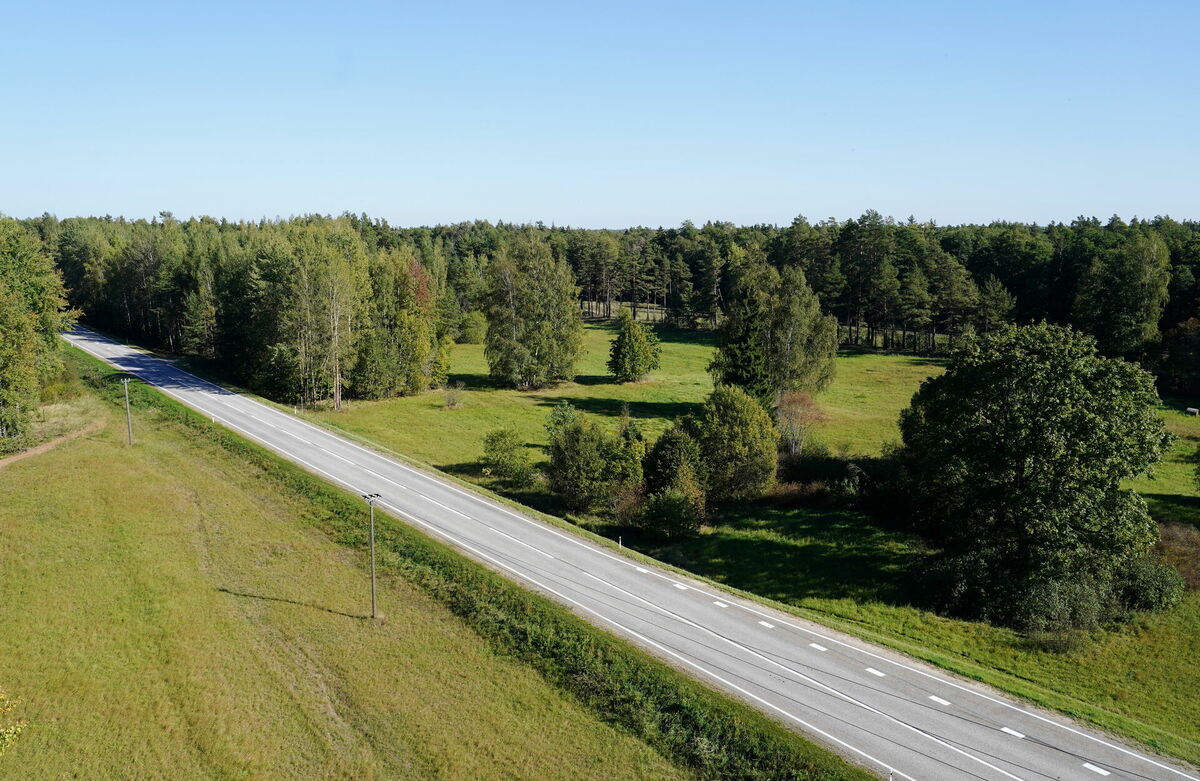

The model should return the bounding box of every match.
[217,587,367,620]
[636,501,925,606]
[449,372,500,390]
[649,326,717,348]
[534,395,700,422]
[1145,493,1200,530]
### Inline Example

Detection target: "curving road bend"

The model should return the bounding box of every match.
[64,325,1199,781]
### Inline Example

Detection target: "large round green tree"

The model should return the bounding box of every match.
[900,323,1176,629]
[693,385,778,502]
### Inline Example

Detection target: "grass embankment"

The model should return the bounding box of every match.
[306,321,1200,765]
[0,346,871,780]
[0,377,687,779]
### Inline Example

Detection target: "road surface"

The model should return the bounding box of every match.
[65,325,1199,781]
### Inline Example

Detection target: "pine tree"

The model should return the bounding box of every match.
[607,309,661,382]
[710,263,837,403]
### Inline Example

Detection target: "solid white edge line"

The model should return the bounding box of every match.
[577,574,1026,781]
[486,525,555,559]
[67,327,1200,781]
[376,502,920,781]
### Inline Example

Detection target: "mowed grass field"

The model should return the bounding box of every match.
[0,388,687,779]
[308,321,1200,764]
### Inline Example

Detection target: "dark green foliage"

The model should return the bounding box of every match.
[694,386,778,502]
[607,309,661,382]
[484,235,584,389]
[1159,318,1200,396]
[545,403,644,512]
[0,219,75,449]
[1116,557,1185,613]
[457,310,487,344]
[643,463,706,538]
[975,275,1014,334]
[71,347,870,781]
[710,262,837,403]
[0,279,39,450]
[899,323,1174,629]
[482,427,536,487]
[1074,231,1171,359]
[644,423,705,496]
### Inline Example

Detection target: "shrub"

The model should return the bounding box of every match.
[457,310,487,344]
[775,392,828,458]
[643,462,706,538]
[482,427,535,487]
[1116,556,1185,612]
[546,403,645,513]
[694,386,778,502]
[644,423,704,496]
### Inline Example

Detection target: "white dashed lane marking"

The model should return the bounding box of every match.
[928,695,951,707]
[1001,727,1025,739]
[1083,763,1111,776]
[713,601,728,608]
[866,668,886,677]
[758,620,775,629]
[809,643,828,652]
[672,583,688,591]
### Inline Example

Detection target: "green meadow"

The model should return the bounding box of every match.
[305,321,1200,764]
[0,382,688,780]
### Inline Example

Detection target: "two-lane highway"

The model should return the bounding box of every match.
[65,325,1200,781]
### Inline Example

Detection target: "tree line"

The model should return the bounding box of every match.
[22,210,1200,404]
[0,218,74,452]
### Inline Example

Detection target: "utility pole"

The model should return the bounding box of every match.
[121,378,133,445]
[362,493,382,619]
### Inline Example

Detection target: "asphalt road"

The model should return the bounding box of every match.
[65,325,1199,781]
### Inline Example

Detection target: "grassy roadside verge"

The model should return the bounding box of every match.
[0,393,687,778]
[65,344,873,781]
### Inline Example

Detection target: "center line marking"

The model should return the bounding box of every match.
[1083,763,1111,776]
[712,600,728,608]
[866,668,885,677]
[758,620,775,629]
[1001,727,1025,739]
[929,695,951,706]
[809,643,827,652]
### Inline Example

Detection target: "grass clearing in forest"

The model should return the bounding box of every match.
[302,321,1200,765]
[0,386,690,780]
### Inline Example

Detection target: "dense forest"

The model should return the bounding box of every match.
[16,210,1200,406]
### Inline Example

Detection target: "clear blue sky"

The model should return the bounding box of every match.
[3,1,1197,227]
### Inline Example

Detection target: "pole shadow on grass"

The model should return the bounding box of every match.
[217,587,367,620]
